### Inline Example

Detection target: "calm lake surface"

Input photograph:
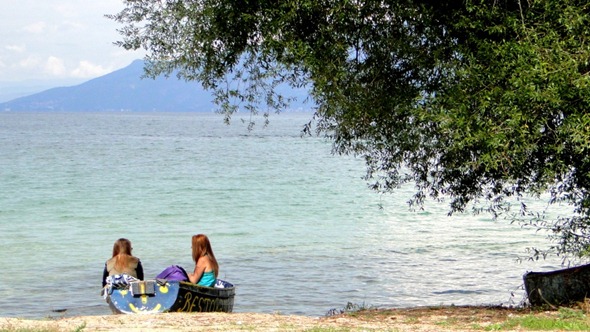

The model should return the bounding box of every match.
[0,112,564,318]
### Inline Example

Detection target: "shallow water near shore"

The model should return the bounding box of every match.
[0,112,565,318]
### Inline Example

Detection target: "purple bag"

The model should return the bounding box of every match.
[156,265,189,281]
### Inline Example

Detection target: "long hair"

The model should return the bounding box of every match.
[112,238,134,271]
[191,234,219,277]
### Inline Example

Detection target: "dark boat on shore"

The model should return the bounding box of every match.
[524,263,590,307]
[106,279,235,314]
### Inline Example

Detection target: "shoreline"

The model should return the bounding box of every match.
[0,305,570,332]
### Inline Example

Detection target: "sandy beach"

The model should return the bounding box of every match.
[0,306,569,331]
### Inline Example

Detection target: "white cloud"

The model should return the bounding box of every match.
[44,56,66,76]
[6,44,26,53]
[19,56,41,69]
[24,21,47,34]
[0,0,142,82]
[61,20,84,31]
[71,60,112,78]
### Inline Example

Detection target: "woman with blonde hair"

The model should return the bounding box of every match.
[188,234,219,287]
[102,238,144,287]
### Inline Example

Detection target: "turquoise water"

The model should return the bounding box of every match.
[0,112,563,318]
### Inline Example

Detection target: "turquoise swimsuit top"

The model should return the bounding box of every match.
[197,271,216,287]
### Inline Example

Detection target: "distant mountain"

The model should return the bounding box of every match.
[0,60,214,112]
[0,78,86,103]
[0,60,312,113]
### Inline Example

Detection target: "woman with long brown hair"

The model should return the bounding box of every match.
[102,238,144,287]
[188,234,219,287]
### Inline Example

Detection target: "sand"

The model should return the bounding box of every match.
[0,306,563,331]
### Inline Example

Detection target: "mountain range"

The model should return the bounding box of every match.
[0,60,309,112]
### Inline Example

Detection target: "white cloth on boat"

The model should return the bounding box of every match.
[102,274,139,298]
[214,279,230,288]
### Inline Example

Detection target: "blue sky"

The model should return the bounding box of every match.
[0,0,142,83]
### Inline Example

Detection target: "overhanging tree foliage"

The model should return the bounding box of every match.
[108,0,590,261]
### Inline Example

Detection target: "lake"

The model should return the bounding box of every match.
[0,111,564,318]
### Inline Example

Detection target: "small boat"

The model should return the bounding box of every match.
[523,263,590,307]
[106,279,235,314]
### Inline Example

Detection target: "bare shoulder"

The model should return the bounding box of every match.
[197,255,213,269]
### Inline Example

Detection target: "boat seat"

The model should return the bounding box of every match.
[130,280,156,296]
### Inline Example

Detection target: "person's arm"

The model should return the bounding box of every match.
[102,263,108,287]
[188,259,206,284]
[136,259,144,280]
